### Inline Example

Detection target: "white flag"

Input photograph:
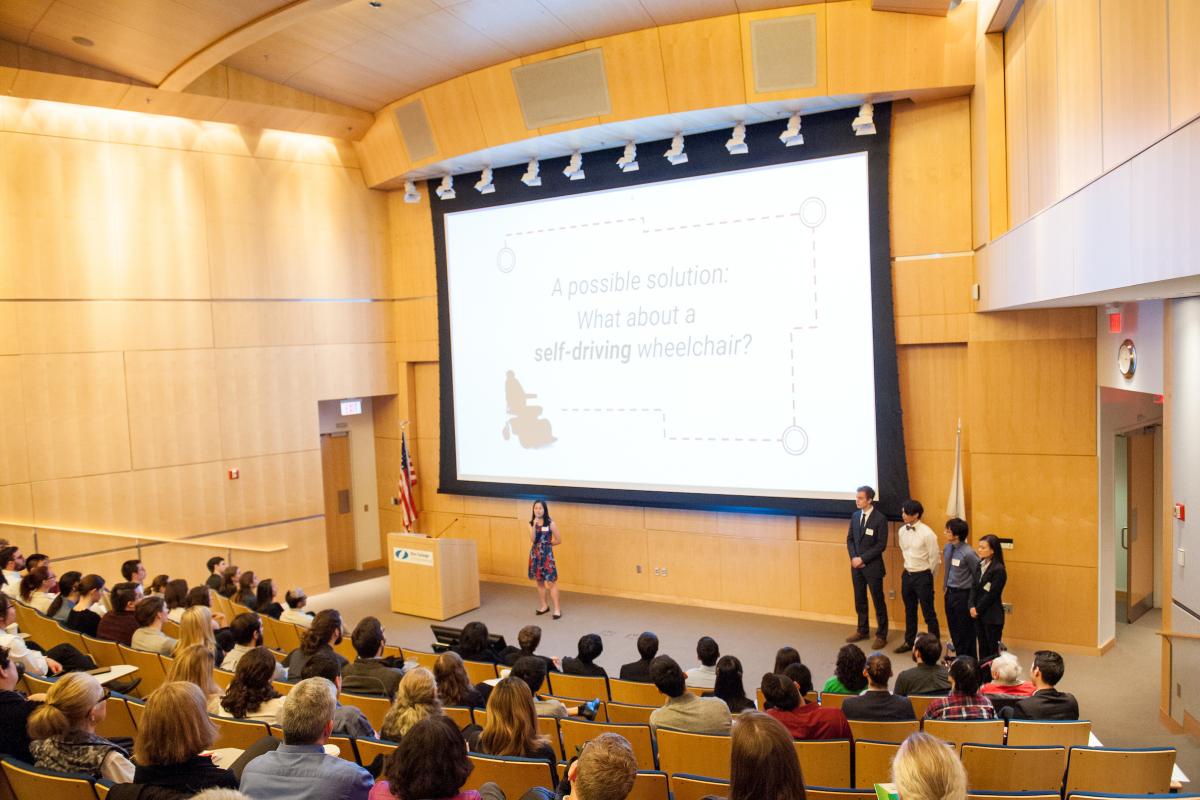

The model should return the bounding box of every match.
[946,417,966,519]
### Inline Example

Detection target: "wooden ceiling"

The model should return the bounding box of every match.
[0,0,829,112]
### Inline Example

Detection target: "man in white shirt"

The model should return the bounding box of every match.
[224,612,288,680]
[895,499,941,653]
[685,636,720,689]
[280,589,314,629]
[0,546,25,599]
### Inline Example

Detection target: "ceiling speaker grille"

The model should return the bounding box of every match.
[750,15,817,93]
[392,99,437,162]
[511,49,611,129]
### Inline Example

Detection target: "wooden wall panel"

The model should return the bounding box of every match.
[53,547,140,589]
[223,450,323,530]
[1000,562,1096,646]
[720,538,801,610]
[22,352,131,481]
[33,471,137,535]
[739,6,828,104]
[647,530,725,603]
[797,541,856,619]
[125,349,222,470]
[311,301,394,345]
[17,302,213,354]
[715,512,796,540]
[421,75,488,162]
[313,342,398,400]
[214,346,318,460]
[897,344,968,451]
[591,27,670,124]
[1004,3,1030,226]
[0,305,18,356]
[644,507,719,535]
[1054,0,1103,196]
[1099,0,1170,171]
[1022,0,1058,214]
[889,97,972,256]
[466,59,530,149]
[1168,0,1200,129]
[224,518,331,596]
[389,192,437,299]
[0,356,29,486]
[0,482,34,544]
[659,15,745,112]
[798,517,845,544]
[904,448,964,531]
[892,256,973,340]
[131,462,228,538]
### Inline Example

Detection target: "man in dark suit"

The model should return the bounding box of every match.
[1014,650,1079,719]
[842,652,916,721]
[618,631,659,682]
[847,485,889,649]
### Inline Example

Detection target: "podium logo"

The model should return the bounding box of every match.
[392,547,434,566]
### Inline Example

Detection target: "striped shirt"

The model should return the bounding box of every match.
[923,692,995,720]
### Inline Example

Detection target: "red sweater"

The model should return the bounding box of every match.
[767,703,852,740]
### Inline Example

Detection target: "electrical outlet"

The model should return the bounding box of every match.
[636,565,642,574]
[888,590,895,600]
[662,567,668,577]
[1002,602,1014,614]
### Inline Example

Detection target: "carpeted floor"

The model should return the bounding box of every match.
[310,576,1199,781]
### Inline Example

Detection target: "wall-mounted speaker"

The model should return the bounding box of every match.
[392,99,438,162]
[750,14,818,93]
[510,49,611,130]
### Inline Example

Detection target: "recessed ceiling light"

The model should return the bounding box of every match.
[72,36,94,47]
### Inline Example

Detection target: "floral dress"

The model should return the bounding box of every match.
[528,524,558,581]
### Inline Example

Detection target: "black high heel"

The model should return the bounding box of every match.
[535,607,550,615]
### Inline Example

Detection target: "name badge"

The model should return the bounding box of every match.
[983,582,992,592]
[865,530,874,536]
[951,558,962,567]
[542,526,550,532]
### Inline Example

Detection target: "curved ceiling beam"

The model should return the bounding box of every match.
[158,0,353,92]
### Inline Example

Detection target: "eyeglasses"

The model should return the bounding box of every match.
[95,688,111,705]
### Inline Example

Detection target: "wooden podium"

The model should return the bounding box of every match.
[387,533,480,620]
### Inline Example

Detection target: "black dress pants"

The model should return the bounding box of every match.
[901,569,940,644]
[976,620,1004,662]
[852,568,888,637]
[944,587,976,659]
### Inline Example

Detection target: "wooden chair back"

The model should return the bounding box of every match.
[560,719,657,770]
[669,773,729,800]
[472,707,489,728]
[356,737,399,770]
[907,695,941,717]
[627,771,669,800]
[81,635,123,668]
[820,692,854,709]
[444,705,474,730]
[0,757,98,800]
[606,702,656,725]
[656,729,732,779]
[1063,747,1176,796]
[795,739,852,788]
[1006,720,1091,749]
[22,674,55,695]
[333,634,357,664]
[213,669,235,690]
[547,672,610,701]
[96,696,138,740]
[849,719,919,743]
[537,715,564,760]
[463,660,499,685]
[854,740,901,788]
[339,691,390,732]
[126,698,146,728]
[267,617,303,652]
[464,754,557,797]
[402,648,438,669]
[162,619,181,639]
[609,679,664,706]
[968,794,1062,800]
[923,719,1005,749]
[272,680,294,696]
[211,715,272,750]
[808,789,877,800]
[117,645,167,697]
[960,744,1068,793]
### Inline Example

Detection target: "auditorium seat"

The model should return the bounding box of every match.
[268,724,356,762]
[545,695,608,722]
[537,716,564,760]
[117,645,167,697]
[355,736,399,769]
[126,698,145,727]
[968,793,1062,800]
[334,635,358,664]
[1063,747,1177,796]
[627,771,669,800]
[853,740,900,788]
[264,617,302,652]
[21,674,54,695]
[462,660,500,684]
[96,695,138,741]
[1005,719,1091,749]
[606,702,656,725]
[402,648,438,669]
[11,604,38,634]
[339,691,390,732]
[656,729,731,779]
[213,669,235,689]
[547,671,609,701]
[848,719,919,743]
[907,695,940,717]
[1,757,99,800]
[272,680,294,695]
[472,707,489,728]
[819,692,854,709]
[808,788,876,800]
[609,679,663,706]
[560,719,657,770]
[960,744,1067,793]
[162,619,181,639]
[80,636,123,668]
[444,705,474,729]
[796,739,852,787]
[212,716,272,750]
[923,719,1005,749]
[464,753,556,797]
[669,773,728,800]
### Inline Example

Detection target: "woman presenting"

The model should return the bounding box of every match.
[528,499,562,619]
[970,534,1007,662]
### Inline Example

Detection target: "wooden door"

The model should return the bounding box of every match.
[1125,429,1155,623]
[321,433,356,574]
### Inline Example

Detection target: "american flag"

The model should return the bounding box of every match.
[398,432,418,531]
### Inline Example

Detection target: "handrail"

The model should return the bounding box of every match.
[1156,631,1200,641]
[0,519,289,553]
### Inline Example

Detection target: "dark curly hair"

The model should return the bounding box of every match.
[220,646,281,719]
[301,609,342,655]
[386,715,473,800]
[834,644,868,692]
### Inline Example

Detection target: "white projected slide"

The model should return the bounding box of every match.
[444,152,876,501]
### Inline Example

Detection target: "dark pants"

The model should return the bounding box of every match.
[851,568,888,638]
[901,570,940,644]
[944,587,975,659]
[977,620,1004,662]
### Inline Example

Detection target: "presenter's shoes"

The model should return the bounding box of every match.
[535,607,550,615]
[894,642,913,654]
[552,612,562,620]
[579,698,601,721]
[845,631,869,643]
[871,637,888,650]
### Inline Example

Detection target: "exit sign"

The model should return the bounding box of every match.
[340,399,362,416]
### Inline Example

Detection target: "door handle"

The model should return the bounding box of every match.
[1120,527,1129,550]
[338,489,351,514]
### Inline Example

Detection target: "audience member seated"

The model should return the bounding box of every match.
[704,655,756,713]
[196,790,253,800]
[256,580,283,620]
[97,582,142,646]
[206,557,226,591]
[131,596,178,655]
[121,559,147,588]
[686,636,720,689]
[219,646,286,724]
[774,646,802,675]
[451,621,499,664]
[370,715,500,800]
[179,605,225,668]
[476,676,559,783]
[562,633,607,677]
[0,644,38,762]
[841,652,916,721]
[560,731,637,800]
[343,616,405,698]
[648,655,731,734]
[148,573,171,598]
[186,585,229,628]
[500,624,559,673]
[20,566,56,614]
[28,671,134,782]
[0,594,62,676]
[894,634,951,696]
[47,570,82,622]
[301,652,376,738]
[240,677,373,800]
[225,613,287,680]
[891,731,967,800]
[1014,650,1079,720]
[381,667,442,741]
[285,609,348,677]
[167,644,225,714]
[65,574,106,637]
[218,565,241,599]
[436,651,490,709]
[727,711,807,800]
[823,644,868,695]
[981,652,1035,696]
[617,632,658,683]
[0,545,25,598]
[130,681,239,794]
[237,571,259,609]
[923,657,995,720]
[761,668,851,740]
[510,655,597,720]
[280,589,314,628]
[165,578,190,623]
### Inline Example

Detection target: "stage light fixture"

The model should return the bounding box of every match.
[435,174,456,200]
[520,158,542,187]
[474,167,495,194]
[563,150,585,181]
[402,179,420,203]
[779,113,804,147]
[852,102,876,136]
[663,133,688,165]
[616,141,639,172]
[725,122,748,155]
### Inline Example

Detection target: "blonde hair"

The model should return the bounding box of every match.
[27,671,105,739]
[478,676,548,758]
[575,732,638,800]
[135,681,218,765]
[381,667,441,740]
[167,643,222,699]
[177,605,217,654]
[892,733,967,800]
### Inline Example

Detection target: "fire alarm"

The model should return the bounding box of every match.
[228,468,240,480]
[1175,504,1186,522]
